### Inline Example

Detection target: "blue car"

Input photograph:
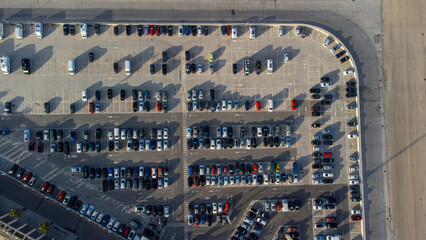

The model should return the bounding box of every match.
[108,168,114,178]
[0,130,9,135]
[150,140,156,150]
[133,166,139,177]
[184,26,190,36]
[188,166,193,176]
[221,26,226,35]
[101,215,110,226]
[200,214,206,225]
[144,167,151,177]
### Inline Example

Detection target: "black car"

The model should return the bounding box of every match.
[312,140,321,145]
[89,168,96,179]
[262,127,268,136]
[4,102,11,114]
[327,223,338,228]
[145,101,150,112]
[294,200,300,210]
[274,137,280,147]
[256,61,261,74]
[346,87,357,93]
[312,123,321,128]
[191,63,196,73]
[321,100,332,105]
[69,25,75,35]
[346,93,357,98]
[94,24,100,35]
[203,26,208,35]
[21,58,30,74]
[312,152,322,157]
[312,164,322,169]
[335,50,346,58]
[108,141,113,151]
[185,63,191,74]
[311,94,321,99]
[89,52,94,62]
[348,121,358,127]
[102,180,108,191]
[251,138,257,148]
[191,26,197,36]
[8,164,19,176]
[95,90,100,100]
[167,25,173,36]
[120,90,125,100]
[131,89,137,101]
[113,26,119,36]
[113,62,119,73]
[67,196,78,207]
[347,81,357,87]
[232,63,237,74]
[70,104,75,113]
[323,158,334,163]
[323,140,333,145]
[162,51,168,62]
[149,64,155,74]
[312,111,320,117]
[323,135,332,139]
[185,51,191,61]
[162,64,167,75]
[161,26,167,34]
[107,89,113,99]
[73,200,83,211]
[310,88,321,93]
[44,102,50,114]
[323,95,333,99]
[63,24,69,35]
[323,179,333,184]
[340,56,350,63]
[136,25,143,36]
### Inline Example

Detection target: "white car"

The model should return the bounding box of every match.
[323,172,334,178]
[139,139,145,151]
[157,129,162,140]
[112,220,121,232]
[313,146,323,151]
[139,167,144,177]
[240,138,245,148]
[224,176,229,186]
[96,212,105,223]
[178,26,183,37]
[295,26,300,36]
[82,90,88,101]
[199,165,205,175]
[218,203,223,213]
[320,82,332,87]
[257,127,262,137]
[80,203,89,214]
[216,139,221,149]
[210,139,215,149]
[249,26,256,39]
[343,69,354,75]
[188,214,194,225]
[278,26,284,36]
[164,206,170,217]
[24,129,30,142]
[120,129,126,140]
[246,139,252,149]
[139,102,144,112]
[157,140,163,151]
[348,133,359,139]
[351,209,361,215]
[15,24,23,39]
[127,140,132,151]
[349,180,360,185]
[349,166,359,172]
[349,174,359,180]
[187,128,192,138]
[206,176,211,185]
[199,90,204,100]
[77,142,82,153]
[227,100,232,110]
[312,173,321,178]
[256,217,267,225]
[106,217,116,229]
[120,179,126,189]
[313,179,323,184]
[313,205,323,210]
[258,162,264,173]
[231,26,237,39]
[114,168,120,178]
[212,203,218,213]
[197,25,202,36]
[222,100,226,111]
[90,209,100,220]
[243,217,254,225]
[263,174,269,185]
[145,140,150,150]
[284,52,289,62]
[230,176,235,185]
[270,202,276,211]
[211,176,216,186]
[163,140,168,150]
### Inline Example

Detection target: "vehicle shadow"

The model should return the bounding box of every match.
[132,46,155,73]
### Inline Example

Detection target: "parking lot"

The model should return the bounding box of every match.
[0,22,362,240]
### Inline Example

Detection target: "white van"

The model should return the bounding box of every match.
[231,26,237,39]
[1,56,10,74]
[268,99,273,112]
[125,60,131,75]
[267,59,273,74]
[15,24,23,39]
[114,128,120,140]
[0,23,4,40]
[80,23,87,39]
[35,22,43,39]
[282,199,289,212]
[82,90,87,101]
[68,60,75,75]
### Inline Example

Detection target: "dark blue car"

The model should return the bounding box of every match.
[221,26,226,35]
[184,26,190,36]
[150,140,156,150]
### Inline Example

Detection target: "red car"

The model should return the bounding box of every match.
[286,226,299,232]
[256,101,261,111]
[22,172,33,183]
[312,106,320,112]
[57,190,66,202]
[226,25,231,36]
[211,165,217,176]
[149,25,154,35]
[89,102,94,114]
[122,227,131,237]
[37,142,43,153]
[323,152,332,157]
[252,164,258,173]
[46,184,55,196]
[40,181,50,193]
[276,201,282,211]
[351,215,362,221]
[224,202,230,214]
[155,26,160,36]
[326,217,336,222]
[157,101,161,111]
[291,99,296,110]
[194,214,200,225]
[28,142,34,151]
[194,176,200,187]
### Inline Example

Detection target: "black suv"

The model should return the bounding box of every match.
[162,64,167,75]
[21,58,30,74]
[256,61,261,74]
[162,51,168,62]
[120,90,125,101]
[113,63,119,73]
[127,25,133,35]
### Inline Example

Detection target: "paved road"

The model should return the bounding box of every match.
[383,0,426,239]
[0,0,392,239]
[0,175,117,240]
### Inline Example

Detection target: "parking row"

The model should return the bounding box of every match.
[188,201,231,226]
